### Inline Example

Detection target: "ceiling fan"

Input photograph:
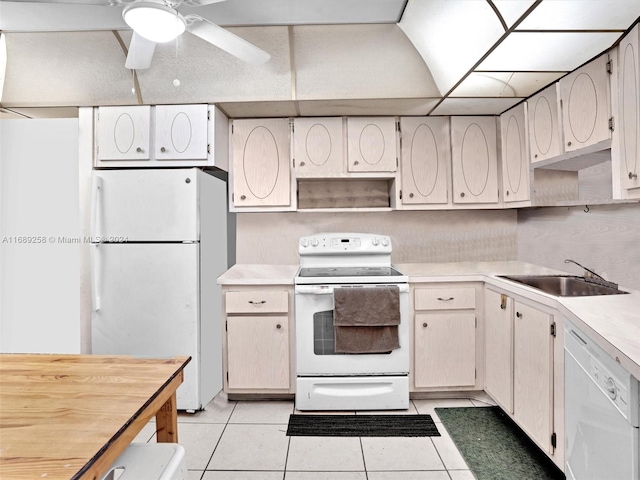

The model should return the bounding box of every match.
[8,0,272,70]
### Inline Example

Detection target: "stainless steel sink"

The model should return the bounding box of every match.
[498,275,629,297]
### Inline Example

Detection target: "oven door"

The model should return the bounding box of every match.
[295,283,410,376]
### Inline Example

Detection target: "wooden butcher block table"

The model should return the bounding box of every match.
[0,354,190,480]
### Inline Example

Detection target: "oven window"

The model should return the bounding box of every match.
[313,310,344,355]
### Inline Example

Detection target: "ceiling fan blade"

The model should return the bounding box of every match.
[186,17,270,66]
[125,32,156,70]
[182,0,228,6]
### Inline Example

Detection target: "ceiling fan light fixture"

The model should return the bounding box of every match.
[123,2,186,43]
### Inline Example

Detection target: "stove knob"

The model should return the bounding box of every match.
[311,239,319,247]
[300,239,309,248]
[381,238,390,247]
[372,238,380,246]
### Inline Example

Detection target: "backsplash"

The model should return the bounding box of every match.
[236,210,518,265]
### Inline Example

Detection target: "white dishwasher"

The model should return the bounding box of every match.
[565,319,639,480]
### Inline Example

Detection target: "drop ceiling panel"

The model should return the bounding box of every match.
[293,24,439,100]
[479,32,621,71]
[180,0,407,26]
[492,1,537,29]
[298,98,441,116]
[516,1,640,30]
[451,72,566,98]
[430,97,522,116]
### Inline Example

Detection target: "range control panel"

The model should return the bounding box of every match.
[299,233,392,255]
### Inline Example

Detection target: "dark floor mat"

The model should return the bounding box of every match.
[286,414,440,437]
[435,406,565,480]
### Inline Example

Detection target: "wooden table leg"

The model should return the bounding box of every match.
[156,392,178,443]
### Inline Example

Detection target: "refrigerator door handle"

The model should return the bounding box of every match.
[90,244,101,311]
[91,175,103,239]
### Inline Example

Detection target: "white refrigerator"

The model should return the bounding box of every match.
[90,168,230,411]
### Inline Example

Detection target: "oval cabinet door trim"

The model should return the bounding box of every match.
[305,123,332,167]
[622,42,638,175]
[170,112,193,154]
[359,123,386,165]
[411,123,440,197]
[505,115,523,194]
[568,72,598,144]
[114,113,136,154]
[533,95,553,155]
[461,123,490,197]
[243,126,280,199]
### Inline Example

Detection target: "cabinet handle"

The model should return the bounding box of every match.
[534,154,538,159]
[516,312,523,318]
[240,195,246,200]
[506,191,510,196]
[460,192,465,198]
[500,294,507,310]
[354,160,359,165]
[437,297,454,302]
[629,172,638,180]
[300,161,305,167]
[160,147,166,153]
[248,300,266,305]
[136,147,142,153]
[567,141,572,147]
[276,324,282,329]
[409,193,414,198]
[422,322,428,328]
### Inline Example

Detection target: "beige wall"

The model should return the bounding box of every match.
[517,203,640,290]
[236,209,518,265]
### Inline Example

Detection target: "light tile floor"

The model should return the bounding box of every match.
[134,392,498,480]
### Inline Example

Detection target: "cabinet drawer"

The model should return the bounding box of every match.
[414,287,476,310]
[226,291,289,314]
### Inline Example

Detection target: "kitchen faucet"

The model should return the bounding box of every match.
[564,259,618,289]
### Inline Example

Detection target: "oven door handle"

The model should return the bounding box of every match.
[295,284,409,295]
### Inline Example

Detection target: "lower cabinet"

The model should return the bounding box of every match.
[222,287,293,394]
[484,287,560,465]
[412,283,482,391]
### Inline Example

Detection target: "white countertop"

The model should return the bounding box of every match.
[218,261,640,380]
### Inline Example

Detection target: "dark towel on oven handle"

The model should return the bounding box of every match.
[333,286,401,354]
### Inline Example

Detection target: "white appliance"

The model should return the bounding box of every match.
[294,233,410,411]
[90,168,230,411]
[565,318,639,479]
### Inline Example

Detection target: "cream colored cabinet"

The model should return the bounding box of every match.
[612,24,640,198]
[500,103,531,203]
[154,104,208,161]
[528,84,563,164]
[451,116,499,204]
[399,116,450,205]
[484,287,556,456]
[231,118,292,210]
[223,288,291,392]
[560,54,612,154]
[513,300,554,454]
[484,289,513,413]
[347,117,397,173]
[293,117,344,177]
[98,106,151,161]
[412,284,479,390]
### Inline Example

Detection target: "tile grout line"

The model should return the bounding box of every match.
[200,400,239,473]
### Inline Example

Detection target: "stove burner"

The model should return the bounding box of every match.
[298,266,404,278]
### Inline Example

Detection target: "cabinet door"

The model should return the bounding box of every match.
[414,313,476,388]
[560,54,611,153]
[451,116,498,203]
[347,117,397,172]
[226,316,289,390]
[616,25,640,191]
[294,117,344,177]
[500,103,530,203]
[484,290,513,413]
[400,116,450,204]
[513,301,553,453]
[232,118,291,208]
[98,106,151,161]
[154,105,208,160]
[528,84,563,164]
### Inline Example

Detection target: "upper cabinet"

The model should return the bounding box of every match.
[500,103,531,204]
[347,117,398,173]
[293,117,344,177]
[98,106,151,162]
[559,54,612,154]
[451,116,499,204]
[612,24,640,199]
[95,105,228,169]
[231,118,293,211]
[399,116,450,205]
[528,84,562,165]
